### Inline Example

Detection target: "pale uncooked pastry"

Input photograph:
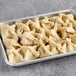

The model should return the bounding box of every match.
[7,48,23,63]
[70,35,76,44]
[0,13,76,64]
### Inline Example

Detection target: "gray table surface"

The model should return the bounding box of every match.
[0,0,76,76]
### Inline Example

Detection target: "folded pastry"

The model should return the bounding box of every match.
[0,13,76,63]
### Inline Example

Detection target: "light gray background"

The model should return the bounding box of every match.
[0,0,76,76]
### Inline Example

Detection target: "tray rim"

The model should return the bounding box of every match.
[0,9,76,67]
